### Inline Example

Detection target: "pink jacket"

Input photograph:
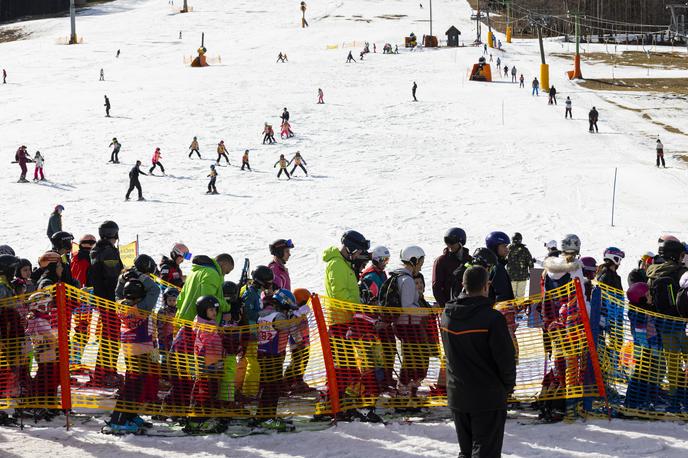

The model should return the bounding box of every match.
[152,149,161,164]
[268,260,291,290]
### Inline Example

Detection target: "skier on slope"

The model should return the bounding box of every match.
[511,65,517,82]
[189,136,201,159]
[565,97,572,119]
[548,85,557,105]
[125,160,146,201]
[656,139,666,168]
[241,149,251,171]
[149,147,165,175]
[33,151,45,181]
[588,107,599,133]
[274,154,291,180]
[412,81,418,102]
[15,145,32,183]
[531,77,539,96]
[109,138,121,163]
[289,151,308,176]
[317,88,324,104]
[104,95,111,117]
[216,140,230,165]
[207,165,218,194]
[346,51,356,63]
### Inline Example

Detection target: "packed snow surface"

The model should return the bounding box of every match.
[2,0,688,456]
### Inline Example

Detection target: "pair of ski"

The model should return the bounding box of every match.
[103,418,330,437]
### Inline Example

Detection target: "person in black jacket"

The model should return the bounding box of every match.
[432,227,471,307]
[125,160,146,201]
[90,221,124,387]
[441,265,516,458]
[589,106,599,133]
[46,205,63,241]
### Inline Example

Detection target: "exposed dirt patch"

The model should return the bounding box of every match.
[603,97,688,136]
[579,78,688,94]
[376,14,407,20]
[552,51,688,70]
[0,27,29,43]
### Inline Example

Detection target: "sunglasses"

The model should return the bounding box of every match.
[444,236,461,246]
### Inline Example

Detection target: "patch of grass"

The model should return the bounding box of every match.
[579,78,688,94]
[603,97,688,136]
[552,51,688,70]
[0,27,29,43]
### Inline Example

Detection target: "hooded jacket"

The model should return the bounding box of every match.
[432,247,471,307]
[489,257,515,303]
[176,255,228,324]
[71,248,92,287]
[441,294,516,412]
[323,246,359,325]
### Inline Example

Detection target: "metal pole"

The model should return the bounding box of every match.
[611,167,618,226]
[69,0,77,44]
[537,25,546,64]
[476,0,481,43]
[429,0,433,38]
[183,0,188,13]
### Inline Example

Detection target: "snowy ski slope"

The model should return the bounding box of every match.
[2,0,688,455]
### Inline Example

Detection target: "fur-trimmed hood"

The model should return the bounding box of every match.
[544,256,583,281]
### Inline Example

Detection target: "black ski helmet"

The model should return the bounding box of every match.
[50,231,74,251]
[163,287,180,301]
[472,247,498,270]
[123,279,146,300]
[222,281,239,302]
[251,265,274,289]
[98,220,119,240]
[134,254,157,274]
[512,232,523,244]
[341,230,370,253]
[269,239,294,259]
[444,227,467,246]
[196,295,220,320]
[662,240,686,262]
[0,255,20,278]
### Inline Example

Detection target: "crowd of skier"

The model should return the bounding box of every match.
[1,207,687,436]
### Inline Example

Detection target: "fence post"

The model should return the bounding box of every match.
[574,278,610,418]
[309,294,341,417]
[55,283,72,429]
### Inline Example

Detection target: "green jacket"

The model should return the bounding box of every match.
[323,246,359,325]
[506,243,533,282]
[176,256,228,324]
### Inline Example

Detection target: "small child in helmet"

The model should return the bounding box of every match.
[255,289,301,431]
[274,154,291,180]
[241,150,251,171]
[156,287,179,381]
[207,165,218,194]
[24,291,60,421]
[185,296,226,434]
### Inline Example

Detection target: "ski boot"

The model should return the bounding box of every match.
[102,420,141,435]
[183,418,227,434]
[132,415,153,429]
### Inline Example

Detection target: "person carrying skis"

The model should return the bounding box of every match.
[289,151,308,176]
[317,88,324,104]
[189,136,201,159]
[32,151,45,181]
[241,150,251,171]
[548,85,557,105]
[531,77,539,96]
[104,95,111,117]
[207,165,218,195]
[656,139,666,168]
[346,51,356,63]
[565,97,572,119]
[125,160,146,201]
[109,138,121,163]
[15,145,31,183]
[274,154,291,180]
[149,147,165,175]
[216,140,230,165]
[588,107,599,133]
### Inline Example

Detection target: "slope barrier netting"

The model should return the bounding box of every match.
[1,278,686,423]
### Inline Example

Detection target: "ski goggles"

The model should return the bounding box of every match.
[444,236,462,246]
[183,251,193,261]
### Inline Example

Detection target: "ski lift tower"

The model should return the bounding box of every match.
[667,3,688,47]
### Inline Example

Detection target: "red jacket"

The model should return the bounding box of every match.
[71,249,92,287]
[152,150,161,164]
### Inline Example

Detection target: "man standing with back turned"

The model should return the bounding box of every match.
[441,265,516,457]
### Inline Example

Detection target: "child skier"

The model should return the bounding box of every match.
[149,147,165,175]
[274,154,291,180]
[317,88,324,104]
[218,281,246,413]
[256,289,301,431]
[656,139,666,168]
[189,136,201,159]
[289,152,308,176]
[565,97,573,119]
[280,120,294,139]
[33,151,45,181]
[283,288,312,393]
[104,277,160,434]
[216,141,230,165]
[262,123,274,144]
[185,296,226,434]
[156,287,179,382]
[109,138,121,163]
[241,150,251,171]
[207,165,218,195]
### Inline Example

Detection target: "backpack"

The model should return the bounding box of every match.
[651,275,680,318]
[379,271,411,307]
[675,286,688,319]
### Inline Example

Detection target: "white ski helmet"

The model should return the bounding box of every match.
[603,247,625,266]
[371,246,391,263]
[400,246,425,265]
[545,240,558,250]
[561,234,581,254]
